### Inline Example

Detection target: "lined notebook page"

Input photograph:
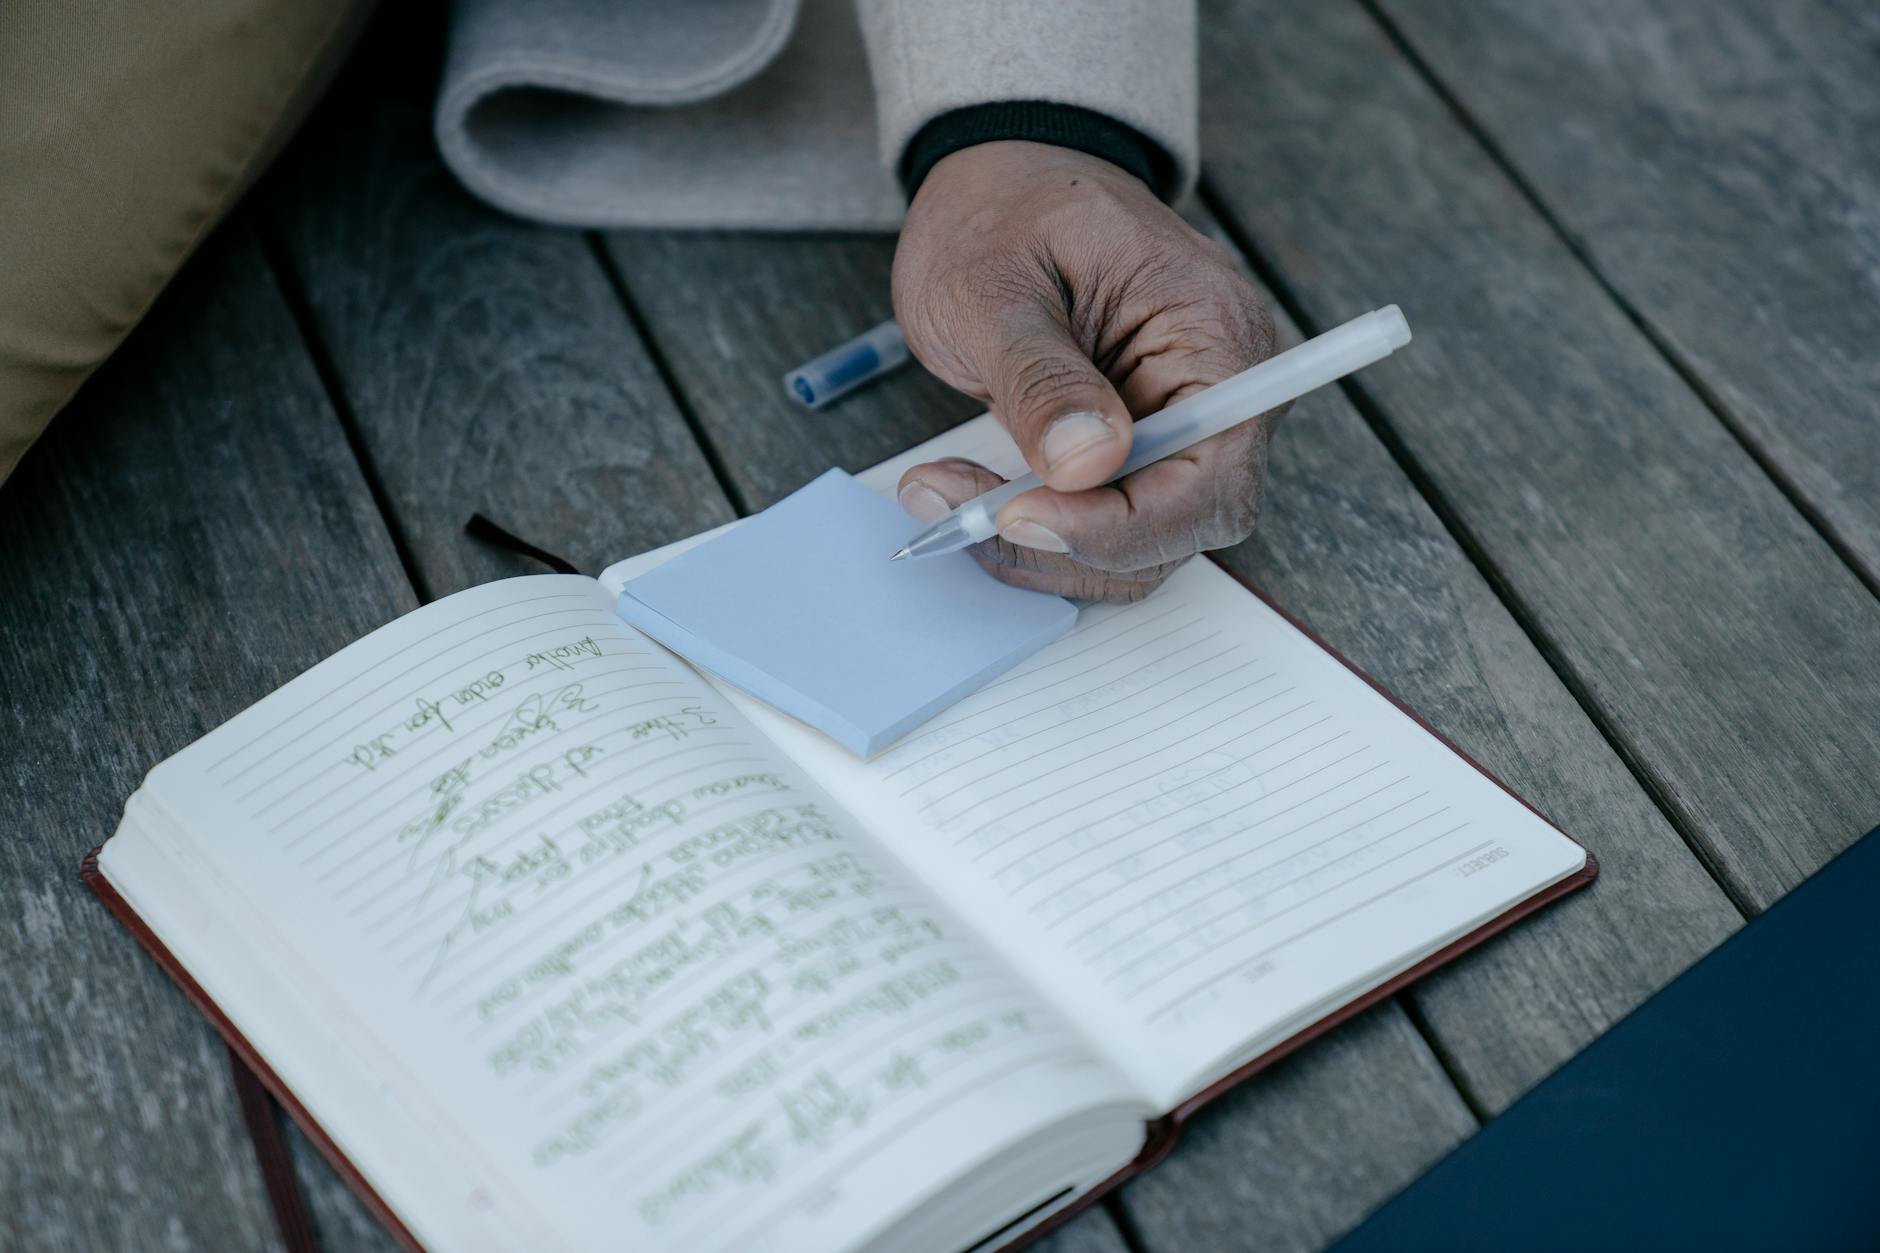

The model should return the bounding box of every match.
[604,417,1587,1106]
[137,576,1134,1252]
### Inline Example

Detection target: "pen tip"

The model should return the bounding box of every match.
[889,547,909,562]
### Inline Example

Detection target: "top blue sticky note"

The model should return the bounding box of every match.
[615,468,1077,756]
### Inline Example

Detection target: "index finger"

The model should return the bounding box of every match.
[994,416,1273,572]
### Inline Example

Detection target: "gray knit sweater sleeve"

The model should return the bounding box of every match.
[854,0,1199,201]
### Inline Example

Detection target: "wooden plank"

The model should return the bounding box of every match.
[0,220,415,1249]
[251,10,742,1242]
[1115,1024,1467,1250]
[286,1128,1132,1253]
[1035,1209,1135,1253]
[1190,214,1743,1115]
[258,10,731,601]
[1112,219,1742,1240]
[1199,0,1880,910]
[1375,0,1880,590]
[602,228,1482,1249]
[289,1132,403,1253]
[1123,1005,1474,1253]
[599,230,978,508]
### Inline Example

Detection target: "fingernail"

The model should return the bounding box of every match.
[898,481,951,524]
[1042,411,1115,473]
[1000,519,1070,553]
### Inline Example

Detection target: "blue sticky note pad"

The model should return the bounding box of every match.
[616,468,1077,756]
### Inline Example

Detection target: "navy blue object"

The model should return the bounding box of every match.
[1334,826,1880,1253]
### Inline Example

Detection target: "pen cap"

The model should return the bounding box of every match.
[1367,304,1411,350]
[783,320,910,410]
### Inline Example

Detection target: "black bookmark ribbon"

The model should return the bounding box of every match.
[464,513,583,576]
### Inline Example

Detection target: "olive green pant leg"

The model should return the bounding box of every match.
[0,0,380,488]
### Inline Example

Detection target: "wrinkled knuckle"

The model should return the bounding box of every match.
[1079,576,1130,603]
[966,241,1055,308]
[895,275,983,385]
[1106,535,1181,573]
[1192,230,1239,271]
[1114,215,1179,274]
[1203,274,1275,366]
[1237,293,1278,362]
[968,546,1022,585]
[929,457,1002,494]
[975,533,1058,575]
[970,535,1021,570]
[1005,350,1093,424]
[1137,556,1191,596]
[1096,576,1162,605]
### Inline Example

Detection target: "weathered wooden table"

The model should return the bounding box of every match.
[4,1,1876,1249]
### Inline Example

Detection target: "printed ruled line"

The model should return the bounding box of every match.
[429,842,859,1015]
[922,600,1172,707]
[208,595,605,777]
[377,774,775,955]
[295,677,647,860]
[303,678,675,880]
[879,607,1199,775]
[533,981,1025,1109]
[906,644,1255,804]
[1105,806,1455,988]
[307,681,693,883]
[263,656,657,833]
[1143,835,1490,1021]
[1037,766,1406,927]
[988,718,1348,881]
[593,970,1034,1175]
[1075,790,1435,962]
[1123,820,1476,1005]
[281,675,690,855]
[384,784,798,968]
[909,643,1248,808]
[353,748,771,930]
[890,627,1233,790]
[319,713,732,900]
[262,671,676,841]
[586,967,1025,1169]
[959,698,1321,852]
[232,615,636,805]
[338,733,740,918]
[346,744,728,924]
[677,1044,1093,1252]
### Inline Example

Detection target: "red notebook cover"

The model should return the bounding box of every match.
[81,558,1597,1253]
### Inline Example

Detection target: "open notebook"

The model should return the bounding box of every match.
[86,416,1594,1253]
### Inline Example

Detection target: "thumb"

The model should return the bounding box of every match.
[980,309,1133,492]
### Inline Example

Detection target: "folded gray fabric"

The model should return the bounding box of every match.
[437,0,903,229]
[436,0,1197,231]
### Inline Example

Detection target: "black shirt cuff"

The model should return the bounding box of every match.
[899,101,1176,201]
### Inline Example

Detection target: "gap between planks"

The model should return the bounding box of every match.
[585,231,757,519]
[254,214,435,603]
[1194,180,1755,925]
[1350,0,1880,608]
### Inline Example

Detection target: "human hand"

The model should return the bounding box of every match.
[891,141,1282,603]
